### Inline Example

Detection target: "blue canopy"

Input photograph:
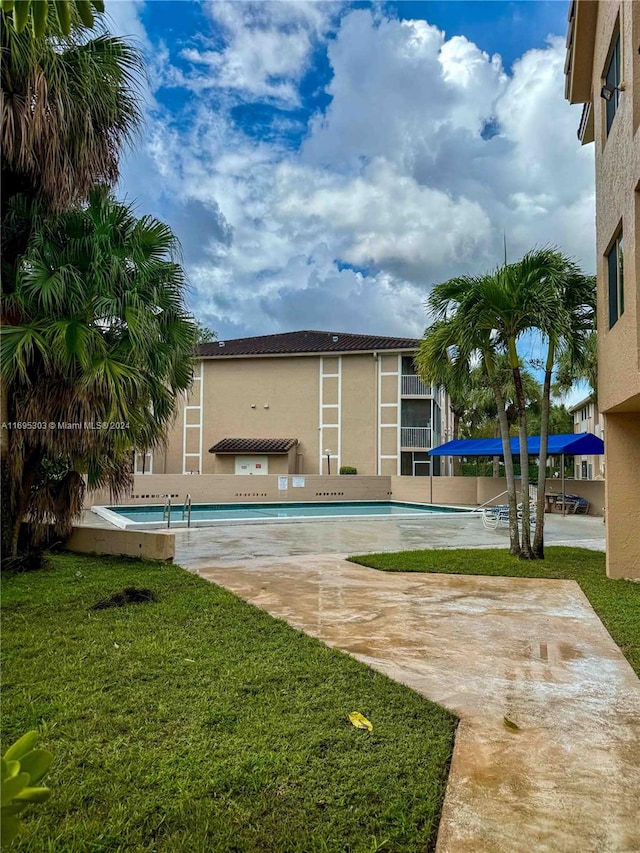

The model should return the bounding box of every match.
[428,433,604,457]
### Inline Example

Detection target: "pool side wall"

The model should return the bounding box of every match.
[66,526,176,561]
[86,475,604,515]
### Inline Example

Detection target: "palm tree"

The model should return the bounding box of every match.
[531,258,596,557]
[1,5,142,214]
[0,189,198,555]
[423,250,594,560]
[1,5,142,556]
[474,256,551,558]
[423,287,522,556]
[554,329,597,402]
[465,356,541,437]
[1,0,105,38]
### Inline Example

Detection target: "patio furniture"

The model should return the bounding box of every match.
[553,494,590,515]
[482,505,510,530]
[482,504,536,530]
[544,493,559,513]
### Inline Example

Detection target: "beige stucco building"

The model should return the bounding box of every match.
[565,0,640,577]
[569,393,605,480]
[140,331,452,479]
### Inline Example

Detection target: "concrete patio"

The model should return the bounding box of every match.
[173,511,606,567]
[175,516,639,853]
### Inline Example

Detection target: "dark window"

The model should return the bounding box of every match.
[607,231,624,328]
[604,33,620,135]
[581,460,588,479]
[401,399,430,427]
[400,451,431,476]
[401,355,417,375]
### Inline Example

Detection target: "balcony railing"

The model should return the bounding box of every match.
[401,427,432,448]
[401,375,431,396]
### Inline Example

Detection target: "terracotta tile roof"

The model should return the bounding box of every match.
[209,438,299,454]
[198,330,419,357]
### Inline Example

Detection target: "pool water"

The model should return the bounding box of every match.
[98,500,469,528]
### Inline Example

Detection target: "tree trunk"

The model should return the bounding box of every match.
[492,425,500,477]
[533,341,554,558]
[509,340,533,559]
[485,353,520,556]
[452,410,461,476]
[1,378,15,559]
[8,449,40,558]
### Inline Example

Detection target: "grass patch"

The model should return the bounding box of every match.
[1,554,456,853]
[349,547,640,676]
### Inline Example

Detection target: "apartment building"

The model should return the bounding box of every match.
[565,0,640,577]
[569,394,605,479]
[139,331,452,478]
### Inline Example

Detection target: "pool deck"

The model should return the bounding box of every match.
[173,511,605,568]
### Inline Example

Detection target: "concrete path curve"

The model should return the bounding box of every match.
[188,553,640,853]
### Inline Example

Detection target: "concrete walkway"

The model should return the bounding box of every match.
[174,511,605,567]
[186,553,640,853]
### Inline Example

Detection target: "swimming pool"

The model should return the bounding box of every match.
[93,500,472,530]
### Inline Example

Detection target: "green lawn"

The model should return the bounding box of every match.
[349,547,640,676]
[1,554,456,853]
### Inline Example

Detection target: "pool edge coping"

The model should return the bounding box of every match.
[91,501,479,531]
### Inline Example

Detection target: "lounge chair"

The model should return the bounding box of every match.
[554,494,590,514]
[482,504,509,530]
[482,504,536,531]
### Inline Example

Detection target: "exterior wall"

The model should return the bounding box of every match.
[201,356,321,475]
[340,354,378,474]
[571,397,606,479]
[88,474,394,507]
[212,452,295,476]
[66,526,175,561]
[391,476,604,515]
[542,479,605,516]
[603,413,640,577]
[591,1,640,576]
[591,1,640,416]
[391,475,479,506]
[147,349,450,478]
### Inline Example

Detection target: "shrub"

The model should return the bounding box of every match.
[339,466,357,475]
[1,731,53,845]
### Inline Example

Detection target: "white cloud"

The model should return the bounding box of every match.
[274,158,492,278]
[117,4,595,343]
[169,1,342,105]
[105,0,150,51]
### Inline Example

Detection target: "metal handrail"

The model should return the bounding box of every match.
[400,426,432,448]
[162,494,171,528]
[401,375,431,396]
[182,494,192,527]
[472,490,510,512]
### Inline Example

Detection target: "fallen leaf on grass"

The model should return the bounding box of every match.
[349,712,373,732]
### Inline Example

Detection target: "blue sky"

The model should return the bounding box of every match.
[108,0,594,363]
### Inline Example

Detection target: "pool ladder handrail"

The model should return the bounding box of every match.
[182,494,192,527]
[162,494,171,528]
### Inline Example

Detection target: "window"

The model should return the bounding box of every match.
[400,451,431,477]
[401,355,417,376]
[134,451,153,474]
[604,32,620,135]
[401,399,431,428]
[607,231,624,328]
